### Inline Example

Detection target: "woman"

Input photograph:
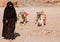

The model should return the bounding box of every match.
[19,11,28,24]
[2,1,17,40]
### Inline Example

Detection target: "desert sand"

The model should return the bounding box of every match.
[0,7,60,42]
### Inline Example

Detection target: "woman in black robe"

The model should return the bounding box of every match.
[2,1,17,40]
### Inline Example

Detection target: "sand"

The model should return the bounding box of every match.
[0,7,60,42]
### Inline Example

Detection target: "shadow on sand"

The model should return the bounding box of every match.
[13,32,20,39]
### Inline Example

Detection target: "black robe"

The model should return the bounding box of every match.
[2,2,17,39]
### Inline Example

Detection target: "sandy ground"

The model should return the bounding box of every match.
[0,7,60,42]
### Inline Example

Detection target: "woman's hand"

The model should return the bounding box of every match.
[6,20,8,23]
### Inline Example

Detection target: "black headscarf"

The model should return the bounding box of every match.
[3,1,17,23]
[5,1,14,12]
[4,1,16,19]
